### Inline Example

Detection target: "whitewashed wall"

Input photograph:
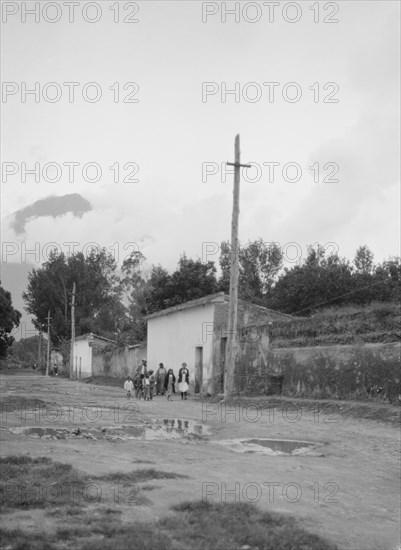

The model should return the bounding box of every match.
[147,303,215,393]
[73,339,92,378]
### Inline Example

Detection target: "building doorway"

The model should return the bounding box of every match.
[195,347,203,393]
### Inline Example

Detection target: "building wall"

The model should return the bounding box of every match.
[92,343,147,378]
[73,340,92,379]
[212,301,286,394]
[213,301,287,338]
[233,333,401,403]
[270,342,401,402]
[147,303,215,393]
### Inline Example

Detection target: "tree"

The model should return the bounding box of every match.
[68,249,123,338]
[11,335,38,367]
[354,245,374,274]
[168,255,218,305]
[23,249,124,345]
[120,251,149,342]
[23,252,70,341]
[142,264,173,313]
[373,256,401,303]
[269,245,353,314]
[219,239,283,303]
[0,283,21,358]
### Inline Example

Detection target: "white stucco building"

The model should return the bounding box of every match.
[73,333,115,379]
[146,292,291,394]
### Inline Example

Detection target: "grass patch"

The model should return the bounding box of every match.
[94,469,188,484]
[0,501,338,550]
[0,528,55,550]
[83,523,170,550]
[0,456,87,511]
[0,458,184,513]
[164,500,338,550]
[0,458,337,549]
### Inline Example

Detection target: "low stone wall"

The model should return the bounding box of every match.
[92,343,147,378]
[234,340,401,404]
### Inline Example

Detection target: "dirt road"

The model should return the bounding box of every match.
[1,372,400,550]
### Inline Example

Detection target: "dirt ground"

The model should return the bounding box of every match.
[1,371,400,550]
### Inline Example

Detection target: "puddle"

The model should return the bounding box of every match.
[214,438,324,456]
[9,419,209,442]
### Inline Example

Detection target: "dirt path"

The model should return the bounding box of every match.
[1,372,400,550]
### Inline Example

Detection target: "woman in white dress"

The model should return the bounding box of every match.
[178,362,189,400]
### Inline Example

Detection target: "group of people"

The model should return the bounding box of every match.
[123,360,190,401]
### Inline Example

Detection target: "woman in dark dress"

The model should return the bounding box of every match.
[156,363,167,395]
[164,369,176,401]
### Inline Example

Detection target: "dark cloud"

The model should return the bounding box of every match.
[11,193,92,235]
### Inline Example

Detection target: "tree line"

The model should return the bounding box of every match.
[1,241,399,357]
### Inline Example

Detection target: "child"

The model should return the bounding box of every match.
[143,373,151,401]
[124,376,134,399]
[178,363,190,400]
[148,370,156,400]
[164,369,176,401]
[134,374,143,400]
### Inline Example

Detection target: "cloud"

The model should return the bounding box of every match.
[274,7,400,259]
[11,193,92,234]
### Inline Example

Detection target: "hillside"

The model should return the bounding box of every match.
[270,302,400,348]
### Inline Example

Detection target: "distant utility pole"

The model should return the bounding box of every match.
[45,310,51,376]
[224,134,251,400]
[69,282,76,380]
[38,330,42,369]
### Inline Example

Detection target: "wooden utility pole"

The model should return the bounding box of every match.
[69,282,76,380]
[38,330,42,369]
[224,135,251,400]
[45,310,51,376]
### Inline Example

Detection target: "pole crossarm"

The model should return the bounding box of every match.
[226,162,252,168]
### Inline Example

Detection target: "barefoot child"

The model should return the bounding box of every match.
[143,373,151,400]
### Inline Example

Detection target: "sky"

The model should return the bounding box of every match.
[1,0,400,336]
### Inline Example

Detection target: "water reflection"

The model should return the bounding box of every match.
[10,419,208,442]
